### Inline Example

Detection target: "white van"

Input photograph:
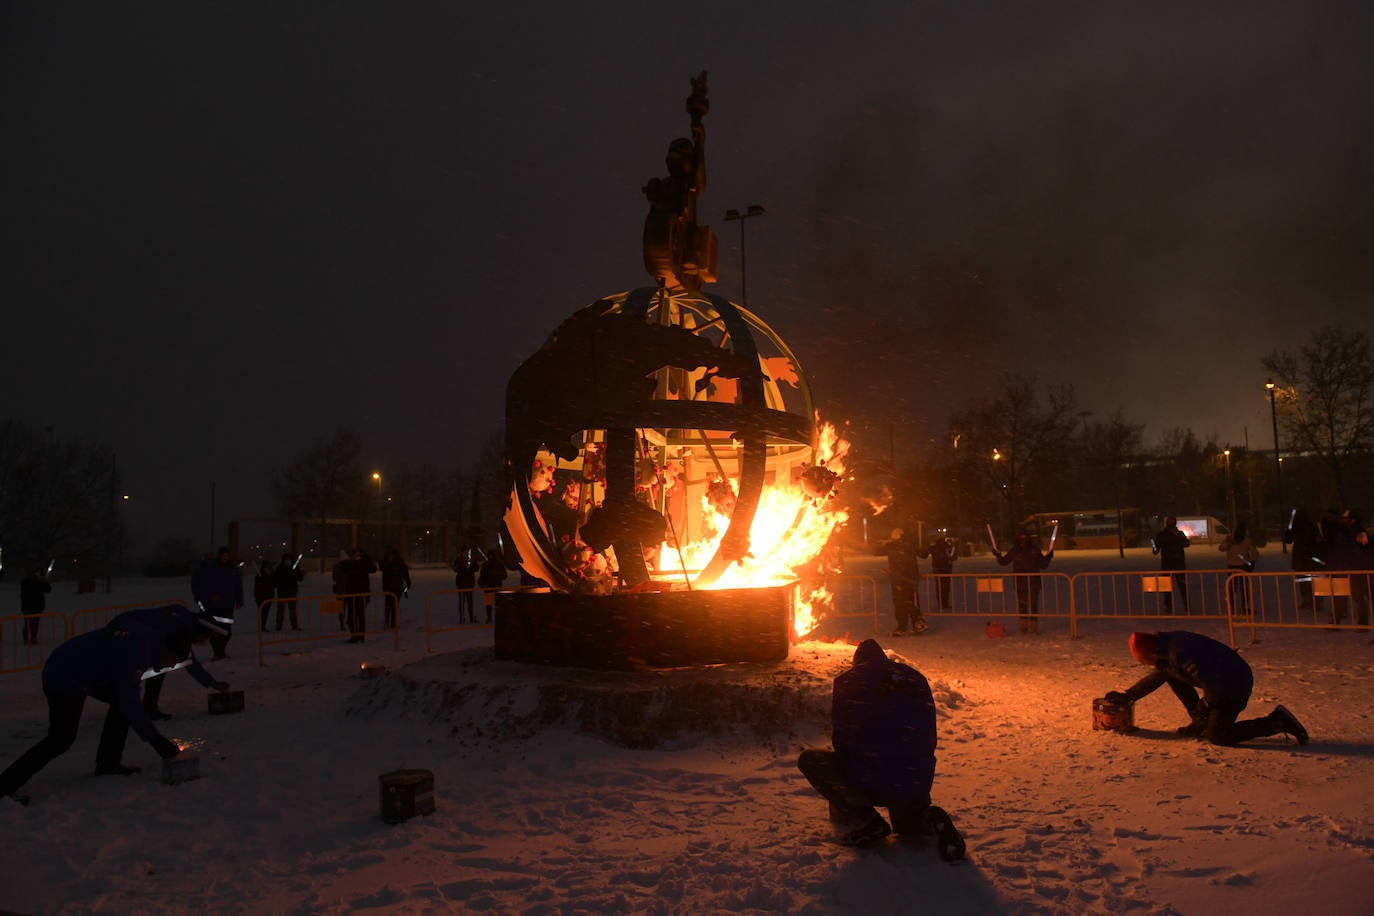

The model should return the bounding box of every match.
[1171,516,1231,545]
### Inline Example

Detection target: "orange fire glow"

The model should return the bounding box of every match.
[653,422,851,638]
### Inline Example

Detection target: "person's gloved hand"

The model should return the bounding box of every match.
[153,736,181,759]
[1104,691,1129,705]
[212,680,231,693]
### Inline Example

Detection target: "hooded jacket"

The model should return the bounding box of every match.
[831,639,937,803]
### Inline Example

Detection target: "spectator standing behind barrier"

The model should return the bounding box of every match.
[478,548,507,624]
[926,529,957,610]
[0,620,186,803]
[797,638,938,846]
[1325,510,1372,626]
[109,604,230,721]
[993,530,1053,634]
[379,546,411,630]
[1105,631,1308,746]
[343,547,376,643]
[453,548,479,624]
[20,566,52,646]
[272,553,305,631]
[877,528,926,636]
[254,559,276,632]
[1219,521,1259,619]
[1284,509,1322,611]
[331,549,350,632]
[192,546,244,660]
[1151,516,1191,614]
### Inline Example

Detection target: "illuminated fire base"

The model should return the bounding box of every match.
[493,585,793,670]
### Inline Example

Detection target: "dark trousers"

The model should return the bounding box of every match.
[1193,698,1283,746]
[931,574,953,610]
[796,748,928,834]
[207,610,235,658]
[458,589,475,623]
[1226,569,1251,618]
[22,613,42,645]
[0,686,129,796]
[274,597,299,630]
[345,596,369,636]
[1161,571,1190,614]
[889,583,921,630]
[1013,580,1042,632]
[382,590,399,629]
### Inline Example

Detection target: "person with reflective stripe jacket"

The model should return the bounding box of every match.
[108,604,230,719]
[0,622,184,800]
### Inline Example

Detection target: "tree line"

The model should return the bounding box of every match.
[0,420,124,581]
[857,324,1374,543]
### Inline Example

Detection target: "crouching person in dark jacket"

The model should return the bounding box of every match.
[1107,631,1308,746]
[798,639,937,846]
[0,621,185,802]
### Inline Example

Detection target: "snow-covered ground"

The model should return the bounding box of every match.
[1,551,1371,915]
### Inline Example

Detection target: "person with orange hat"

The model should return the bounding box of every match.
[1105,631,1308,746]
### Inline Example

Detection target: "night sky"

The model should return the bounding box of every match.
[5,2,1373,549]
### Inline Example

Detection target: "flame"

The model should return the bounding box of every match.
[655,422,851,639]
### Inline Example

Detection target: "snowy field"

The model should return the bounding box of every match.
[1,551,1371,915]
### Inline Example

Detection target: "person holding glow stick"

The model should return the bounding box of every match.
[272,552,305,631]
[1151,516,1191,614]
[991,530,1053,634]
[192,546,244,660]
[20,564,52,646]
[878,527,927,636]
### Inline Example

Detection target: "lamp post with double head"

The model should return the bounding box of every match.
[1266,379,1286,554]
[723,204,765,309]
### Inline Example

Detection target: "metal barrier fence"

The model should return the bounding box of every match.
[1226,570,1373,645]
[71,599,193,636]
[820,575,881,635]
[1066,570,1233,636]
[257,592,399,665]
[0,612,69,674]
[918,572,1075,630]
[424,588,490,652]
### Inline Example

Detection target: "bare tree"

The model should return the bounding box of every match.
[1262,326,1374,505]
[1085,411,1145,556]
[0,420,122,575]
[949,373,1078,538]
[271,430,363,572]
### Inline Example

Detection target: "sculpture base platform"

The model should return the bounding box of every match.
[493,585,794,670]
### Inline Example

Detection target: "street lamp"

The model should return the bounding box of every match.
[1223,448,1236,531]
[372,472,383,553]
[1266,379,1286,554]
[723,204,765,309]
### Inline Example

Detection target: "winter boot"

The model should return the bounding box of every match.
[839,814,892,847]
[1271,705,1309,745]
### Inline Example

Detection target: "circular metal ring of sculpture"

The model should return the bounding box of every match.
[504,286,817,592]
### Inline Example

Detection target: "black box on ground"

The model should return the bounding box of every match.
[208,690,246,715]
[380,769,435,824]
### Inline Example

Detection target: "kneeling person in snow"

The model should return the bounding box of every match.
[0,621,186,801]
[797,639,936,846]
[1107,631,1308,746]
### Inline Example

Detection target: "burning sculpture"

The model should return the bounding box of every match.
[497,73,848,668]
